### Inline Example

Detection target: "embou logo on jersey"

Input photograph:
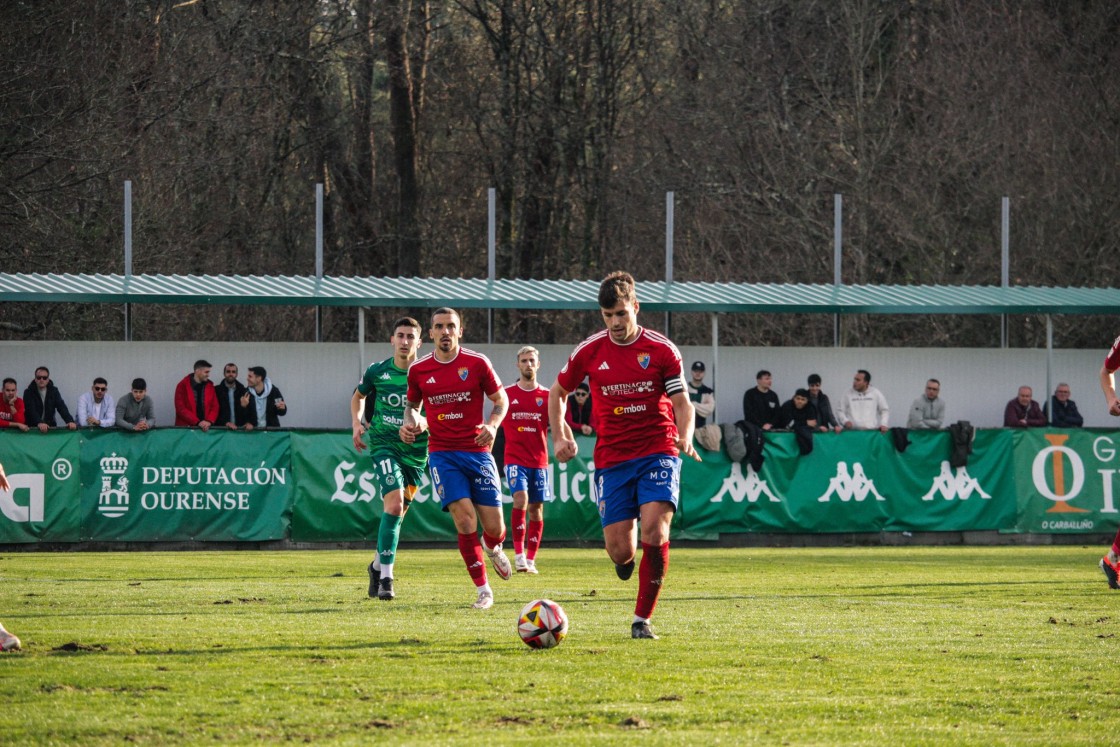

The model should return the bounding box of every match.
[637,353,650,369]
[458,367,469,381]
[921,461,991,501]
[817,462,886,502]
[709,463,781,503]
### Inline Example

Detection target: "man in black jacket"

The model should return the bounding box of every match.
[214,363,252,429]
[23,366,76,433]
[742,370,780,431]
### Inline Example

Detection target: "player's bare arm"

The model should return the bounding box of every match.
[476,387,508,447]
[1101,364,1120,417]
[350,389,368,451]
[670,390,702,462]
[402,398,426,443]
[548,381,578,463]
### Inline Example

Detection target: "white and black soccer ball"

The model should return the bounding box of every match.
[517,598,568,649]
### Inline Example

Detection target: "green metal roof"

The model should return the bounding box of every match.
[1,272,1118,314]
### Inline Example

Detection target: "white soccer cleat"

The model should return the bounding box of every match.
[525,559,539,575]
[514,555,531,573]
[0,624,21,652]
[472,588,494,610]
[487,546,513,581]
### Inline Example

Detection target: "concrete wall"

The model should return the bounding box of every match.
[0,340,1109,429]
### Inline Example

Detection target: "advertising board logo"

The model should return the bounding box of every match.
[921,462,991,501]
[817,462,886,502]
[0,474,45,523]
[709,462,780,503]
[98,453,130,518]
[1033,433,1089,514]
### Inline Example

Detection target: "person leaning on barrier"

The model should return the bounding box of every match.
[23,366,77,433]
[116,378,155,432]
[77,377,116,428]
[742,369,781,431]
[1044,383,1083,428]
[906,379,945,429]
[0,378,29,432]
[174,359,218,431]
[807,373,841,433]
[1003,386,1046,428]
[242,366,287,429]
[837,369,889,433]
[214,363,252,430]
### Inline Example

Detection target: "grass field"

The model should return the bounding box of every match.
[0,545,1117,745]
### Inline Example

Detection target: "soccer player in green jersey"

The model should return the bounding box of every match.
[350,317,429,601]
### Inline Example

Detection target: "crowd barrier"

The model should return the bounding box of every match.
[1,427,1117,544]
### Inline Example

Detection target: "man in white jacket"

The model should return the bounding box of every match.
[838,369,890,432]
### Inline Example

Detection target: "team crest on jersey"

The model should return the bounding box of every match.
[535,397,544,407]
[637,352,651,369]
[458,367,469,381]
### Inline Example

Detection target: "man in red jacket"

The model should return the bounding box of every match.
[174,360,218,431]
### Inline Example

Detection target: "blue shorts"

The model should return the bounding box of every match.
[596,454,681,528]
[428,451,503,511]
[504,464,554,504]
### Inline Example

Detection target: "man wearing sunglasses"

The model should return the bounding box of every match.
[77,377,116,428]
[23,366,76,433]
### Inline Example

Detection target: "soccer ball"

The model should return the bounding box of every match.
[517,598,568,649]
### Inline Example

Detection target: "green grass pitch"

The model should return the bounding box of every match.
[0,546,1117,745]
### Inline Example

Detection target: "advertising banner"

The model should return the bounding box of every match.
[79,429,291,541]
[0,431,81,543]
[1011,429,1120,534]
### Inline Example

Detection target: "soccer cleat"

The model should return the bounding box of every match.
[631,621,658,640]
[1101,554,1120,590]
[377,577,395,601]
[515,555,531,573]
[524,559,539,575]
[367,562,378,598]
[0,625,21,652]
[472,588,494,610]
[488,546,513,581]
[615,560,635,581]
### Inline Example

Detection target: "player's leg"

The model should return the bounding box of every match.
[373,486,407,600]
[598,460,641,581]
[1101,527,1120,589]
[431,452,494,608]
[471,453,512,581]
[506,465,530,570]
[630,455,681,639]
[0,621,20,651]
[524,467,552,572]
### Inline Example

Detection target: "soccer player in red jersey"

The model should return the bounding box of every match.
[549,271,700,639]
[501,346,552,574]
[403,308,512,609]
[1098,335,1120,587]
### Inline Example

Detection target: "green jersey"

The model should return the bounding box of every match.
[357,357,428,469]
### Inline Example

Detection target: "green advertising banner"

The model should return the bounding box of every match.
[1011,429,1120,534]
[0,431,81,543]
[78,429,291,541]
[289,433,605,543]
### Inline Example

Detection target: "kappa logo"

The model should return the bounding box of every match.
[709,462,780,503]
[380,372,391,380]
[98,453,131,518]
[921,461,991,501]
[817,462,886,502]
[598,361,610,370]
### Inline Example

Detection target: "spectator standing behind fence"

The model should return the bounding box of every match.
[174,360,218,431]
[24,366,76,433]
[688,361,715,428]
[906,379,945,429]
[0,378,29,432]
[77,377,115,428]
[116,379,155,432]
[837,369,890,432]
[807,374,841,433]
[742,370,781,431]
[241,366,287,428]
[214,363,252,430]
[1003,386,1046,428]
[1044,383,1083,428]
[565,382,596,436]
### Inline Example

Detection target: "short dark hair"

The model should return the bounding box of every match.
[249,366,267,379]
[393,316,422,333]
[3,377,15,387]
[35,366,49,376]
[132,378,146,391]
[756,370,771,380]
[431,307,460,325]
[598,271,637,308]
[193,359,211,371]
[927,378,940,386]
[795,388,810,399]
[807,373,822,386]
[576,382,590,393]
[93,377,107,386]
[858,369,871,383]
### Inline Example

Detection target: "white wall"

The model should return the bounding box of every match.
[0,340,1110,429]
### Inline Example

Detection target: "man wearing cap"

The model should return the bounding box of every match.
[688,361,715,428]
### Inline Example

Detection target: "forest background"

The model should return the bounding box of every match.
[1,0,1117,348]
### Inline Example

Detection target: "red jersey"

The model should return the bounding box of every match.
[406,347,502,453]
[556,327,684,470]
[1106,335,1120,372]
[502,382,550,468]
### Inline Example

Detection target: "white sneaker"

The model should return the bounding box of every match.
[514,555,531,573]
[472,588,494,609]
[487,546,513,581]
[0,624,21,652]
[525,559,539,575]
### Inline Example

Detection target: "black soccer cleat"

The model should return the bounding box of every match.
[631,621,658,640]
[615,560,635,581]
[377,576,395,601]
[367,562,378,598]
